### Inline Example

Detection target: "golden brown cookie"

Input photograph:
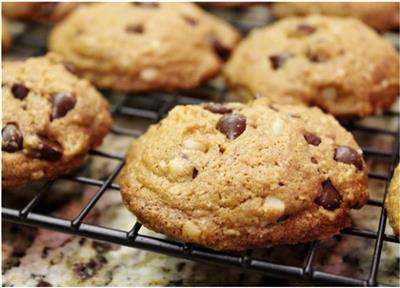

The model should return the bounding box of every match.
[2,19,10,52]
[224,15,399,118]
[49,3,240,92]
[2,2,79,23]
[272,2,400,31]
[2,54,112,188]
[386,164,400,236]
[120,99,369,251]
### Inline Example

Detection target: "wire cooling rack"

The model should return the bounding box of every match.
[2,7,400,287]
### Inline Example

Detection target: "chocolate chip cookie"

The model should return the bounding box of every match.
[272,2,400,31]
[49,3,240,92]
[120,99,368,251]
[224,15,400,118]
[2,19,10,52]
[2,54,112,188]
[386,164,399,236]
[2,2,78,23]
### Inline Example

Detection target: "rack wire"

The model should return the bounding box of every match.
[2,8,400,286]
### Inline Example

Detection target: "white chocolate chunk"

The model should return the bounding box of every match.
[263,196,285,213]
[272,117,284,135]
[168,157,192,178]
[140,67,158,81]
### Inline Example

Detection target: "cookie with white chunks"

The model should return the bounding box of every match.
[386,164,400,236]
[2,54,112,188]
[120,99,368,251]
[48,3,240,92]
[224,16,399,118]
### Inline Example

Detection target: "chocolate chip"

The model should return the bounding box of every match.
[192,168,198,179]
[204,103,233,114]
[126,24,144,33]
[334,146,363,170]
[74,257,105,280]
[216,113,246,140]
[28,136,63,161]
[315,180,341,210]
[2,123,23,152]
[183,16,198,26]
[269,53,292,70]
[36,280,52,287]
[51,93,77,120]
[297,23,316,35]
[307,51,329,63]
[304,133,321,146]
[11,83,29,100]
[208,34,231,61]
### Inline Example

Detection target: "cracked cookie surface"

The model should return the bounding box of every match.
[120,99,368,251]
[224,15,399,118]
[272,2,400,31]
[49,2,240,92]
[2,54,112,188]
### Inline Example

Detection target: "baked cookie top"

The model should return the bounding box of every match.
[2,54,112,188]
[2,2,79,23]
[120,99,369,250]
[272,2,400,31]
[49,3,240,92]
[386,164,400,236]
[224,15,399,118]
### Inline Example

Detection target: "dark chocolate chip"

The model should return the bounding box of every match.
[269,105,279,112]
[183,16,198,26]
[36,280,52,287]
[2,123,23,152]
[315,180,341,210]
[28,136,63,161]
[11,83,30,100]
[133,2,159,7]
[307,51,329,63]
[51,93,77,120]
[204,103,233,114]
[208,34,231,61]
[304,133,321,146]
[216,113,246,140]
[126,24,144,33]
[37,2,59,17]
[334,146,363,170]
[297,23,316,35]
[269,53,292,70]
[192,168,198,179]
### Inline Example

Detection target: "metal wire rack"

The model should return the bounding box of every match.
[2,7,400,287]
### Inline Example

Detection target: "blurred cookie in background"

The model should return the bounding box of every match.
[224,15,399,118]
[386,164,400,236]
[48,2,240,92]
[272,2,400,32]
[2,2,79,23]
[2,19,11,52]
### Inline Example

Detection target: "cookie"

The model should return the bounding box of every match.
[2,54,112,188]
[224,16,400,118]
[272,2,400,31]
[2,19,10,52]
[120,99,368,251]
[2,2,78,23]
[386,164,400,236]
[48,3,240,92]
